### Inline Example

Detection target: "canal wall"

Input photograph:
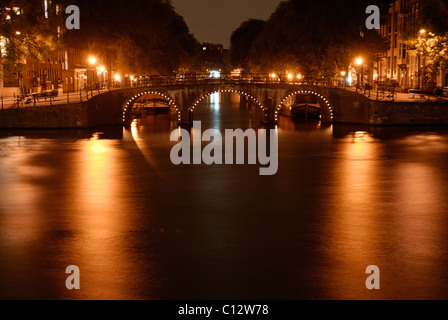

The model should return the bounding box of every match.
[0,103,90,129]
[328,89,448,126]
[0,90,125,129]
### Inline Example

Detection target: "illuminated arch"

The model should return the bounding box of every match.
[189,89,265,112]
[276,90,334,122]
[122,91,180,124]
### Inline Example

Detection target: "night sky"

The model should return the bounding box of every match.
[171,0,283,48]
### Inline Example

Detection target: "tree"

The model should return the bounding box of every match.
[230,19,265,69]
[411,31,448,83]
[229,0,387,78]
[63,0,200,75]
[0,2,58,95]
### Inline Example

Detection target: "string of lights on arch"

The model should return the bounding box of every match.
[189,89,264,112]
[276,90,334,122]
[122,91,181,123]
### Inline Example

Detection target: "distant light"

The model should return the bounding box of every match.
[341,71,346,76]
[210,70,220,78]
[355,58,363,66]
[287,73,293,80]
[420,29,426,34]
[347,76,353,84]
[297,74,302,79]
[89,57,96,65]
[203,47,207,51]
[15,31,21,35]
[98,66,105,72]
[130,76,134,81]
[114,75,121,81]
[271,73,277,79]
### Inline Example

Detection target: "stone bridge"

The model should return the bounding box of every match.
[102,83,339,125]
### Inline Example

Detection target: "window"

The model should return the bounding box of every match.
[64,51,68,71]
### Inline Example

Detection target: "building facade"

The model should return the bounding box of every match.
[377,0,448,90]
[1,1,105,98]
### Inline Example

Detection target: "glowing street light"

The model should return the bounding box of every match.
[287,73,293,80]
[297,74,302,80]
[341,71,346,76]
[420,29,426,34]
[355,58,364,92]
[98,66,105,72]
[271,73,277,79]
[114,74,121,81]
[89,57,96,65]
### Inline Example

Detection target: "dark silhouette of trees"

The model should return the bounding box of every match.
[229,0,388,77]
[230,19,265,69]
[418,0,448,34]
[64,0,200,74]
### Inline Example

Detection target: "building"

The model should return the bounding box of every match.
[200,43,226,71]
[0,1,106,98]
[376,0,448,90]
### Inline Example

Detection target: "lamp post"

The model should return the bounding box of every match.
[88,57,97,91]
[355,58,363,92]
[418,29,426,91]
[341,71,346,88]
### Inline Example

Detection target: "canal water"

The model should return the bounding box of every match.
[1,92,448,300]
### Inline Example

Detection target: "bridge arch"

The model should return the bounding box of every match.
[188,89,265,112]
[122,90,180,124]
[277,89,334,122]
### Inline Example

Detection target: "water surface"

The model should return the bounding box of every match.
[1,93,448,299]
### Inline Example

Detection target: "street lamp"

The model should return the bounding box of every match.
[114,74,121,86]
[89,57,96,65]
[355,58,364,92]
[418,29,427,90]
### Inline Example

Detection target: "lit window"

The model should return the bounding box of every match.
[44,0,49,18]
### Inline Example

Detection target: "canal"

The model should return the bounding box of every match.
[1,92,448,299]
